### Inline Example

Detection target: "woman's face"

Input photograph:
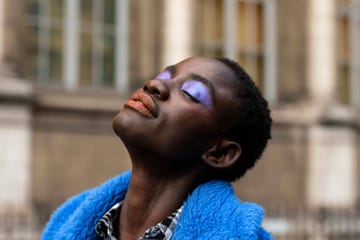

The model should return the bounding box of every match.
[112,57,237,168]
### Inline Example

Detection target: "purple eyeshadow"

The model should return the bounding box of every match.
[181,80,213,108]
[155,70,172,80]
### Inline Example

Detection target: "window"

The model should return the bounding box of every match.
[26,0,64,85]
[25,0,129,91]
[196,0,277,102]
[337,0,360,106]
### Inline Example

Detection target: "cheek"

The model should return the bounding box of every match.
[169,108,218,144]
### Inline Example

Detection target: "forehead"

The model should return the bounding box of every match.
[174,57,235,83]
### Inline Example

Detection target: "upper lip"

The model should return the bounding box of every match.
[130,90,158,117]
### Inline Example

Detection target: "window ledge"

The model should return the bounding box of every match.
[0,77,34,102]
[34,85,128,113]
[272,103,360,128]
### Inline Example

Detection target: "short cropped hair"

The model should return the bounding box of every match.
[213,57,272,182]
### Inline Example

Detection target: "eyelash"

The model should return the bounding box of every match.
[181,89,200,103]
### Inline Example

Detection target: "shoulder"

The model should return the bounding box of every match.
[41,171,131,240]
[173,180,274,240]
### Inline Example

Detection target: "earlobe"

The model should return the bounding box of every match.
[202,139,241,169]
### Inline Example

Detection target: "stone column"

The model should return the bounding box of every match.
[161,0,195,66]
[0,0,34,211]
[306,0,357,209]
[306,0,336,104]
[0,93,33,208]
[0,0,3,62]
[307,126,356,208]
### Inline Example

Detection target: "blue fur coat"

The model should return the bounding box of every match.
[42,171,273,239]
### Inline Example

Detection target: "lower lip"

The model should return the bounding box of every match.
[124,99,154,118]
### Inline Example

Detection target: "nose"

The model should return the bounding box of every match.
[142,79,170,100]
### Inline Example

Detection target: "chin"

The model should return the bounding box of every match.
[112,110,144,142]
[112,111,128,138]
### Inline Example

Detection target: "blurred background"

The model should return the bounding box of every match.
[0,0,359,239]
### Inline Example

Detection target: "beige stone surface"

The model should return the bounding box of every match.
[234,124,307,208]
[32,110,131,214]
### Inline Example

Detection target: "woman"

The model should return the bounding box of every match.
[42,57,273,240]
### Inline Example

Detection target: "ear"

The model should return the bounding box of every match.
[202,139,241,169]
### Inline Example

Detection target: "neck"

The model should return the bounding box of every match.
[118,165,200,240]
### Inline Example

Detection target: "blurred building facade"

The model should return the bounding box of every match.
[0,0,359,238]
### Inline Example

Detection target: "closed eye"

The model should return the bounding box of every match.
[180,80,213,108]
[155,70,172,80]
[154,66,175,80]
[182,89,200,103]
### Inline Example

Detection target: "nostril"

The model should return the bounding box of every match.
[143,82,159,96]
[143,79,169,100]
[149,88,161,97]
[142,84,149,92]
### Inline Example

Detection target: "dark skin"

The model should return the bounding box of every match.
[112,57,242,239]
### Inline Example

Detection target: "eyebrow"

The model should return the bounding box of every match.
[164,65,176,74]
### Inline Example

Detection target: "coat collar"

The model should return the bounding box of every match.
[42,171,272,240]
[173,180,268,239]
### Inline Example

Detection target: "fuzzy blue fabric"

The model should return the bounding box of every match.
[42,171,273,239]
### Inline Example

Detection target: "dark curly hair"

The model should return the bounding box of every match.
[212,57,272,182]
